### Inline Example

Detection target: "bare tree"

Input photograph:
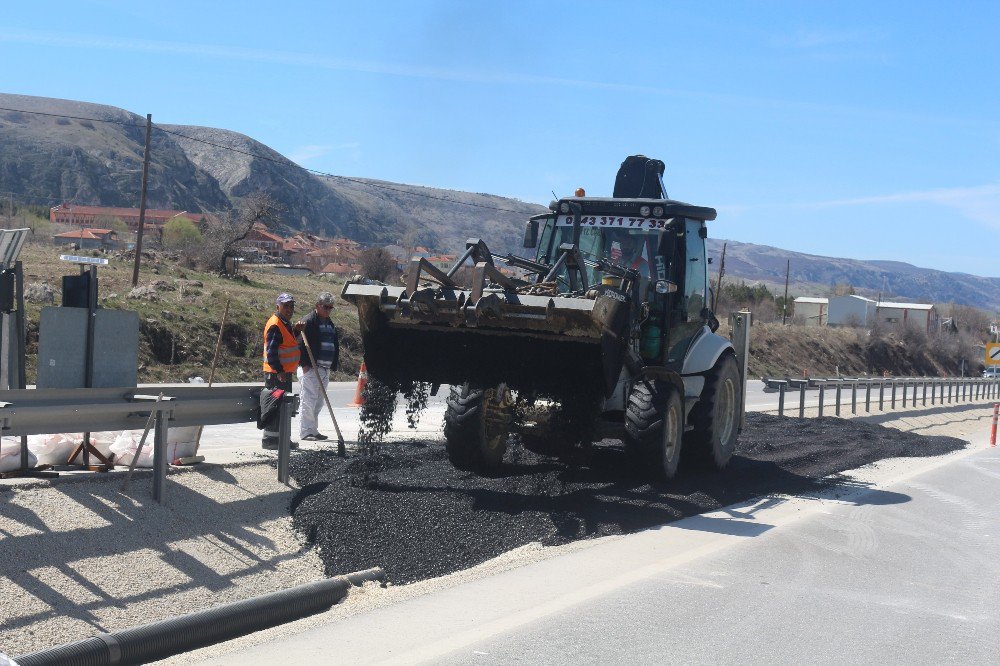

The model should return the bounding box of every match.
[360,247,397,282]
[197,192,282,274]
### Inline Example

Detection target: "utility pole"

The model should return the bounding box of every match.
[781,259,790,325]
[131,113,152,287]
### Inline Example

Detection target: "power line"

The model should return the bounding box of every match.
[0,105,143,128]
[0,104,536,215]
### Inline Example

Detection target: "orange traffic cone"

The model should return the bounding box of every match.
[347,362,368,407]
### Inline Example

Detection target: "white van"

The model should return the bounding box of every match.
[984,367,1000,378]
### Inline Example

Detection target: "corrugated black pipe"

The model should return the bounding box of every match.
[15,567,385,666]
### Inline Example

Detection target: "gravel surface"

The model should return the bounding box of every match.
[0,407,976,661]
[289,412,966,585]
[0,463,323,657]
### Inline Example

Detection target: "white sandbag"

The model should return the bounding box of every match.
[0,438,37,472]
[110,430,152,468]
[87,431,119,460]
[58,432,116,466]
[27,433,78,466]
[167,426,201,459]
[110,426,202,467]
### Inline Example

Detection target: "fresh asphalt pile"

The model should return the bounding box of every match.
[288,413,965,585]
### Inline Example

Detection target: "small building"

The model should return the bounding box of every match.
[828,295,877,327]
[273,265,313,277]
[793,296,828,326]
[319,262,361,277]
[877,301,937,333]
[52,228,119,250]
[425,254,459,272]
[243,223,285,257]
[49,204,202,231]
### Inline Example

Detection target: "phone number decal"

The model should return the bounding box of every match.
[556,215,670,229]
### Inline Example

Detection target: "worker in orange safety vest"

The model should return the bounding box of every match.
[262,292,303,449]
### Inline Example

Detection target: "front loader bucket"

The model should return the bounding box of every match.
[342,283,630,397]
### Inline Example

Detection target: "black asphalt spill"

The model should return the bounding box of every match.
[289,413,965,585]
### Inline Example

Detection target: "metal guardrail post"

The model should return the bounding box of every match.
[152,409,169,504]
[729,310,751,431]
[865,380,872,412]
[777,381,787,417]
[902,380,908,408]
[891,380,897,409]
[817,381,826,418]
[879,381,885,411]
[948,381,953,403]
[796,380,806,418]
[851,381,857,415]
[922,380,927,406]
[277,396,293,485]
[835,380,842,416]
[931,380,937,405]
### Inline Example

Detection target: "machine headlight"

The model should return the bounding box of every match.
[639,205,651,217]
[655,280,678,294]
[559,202,571,213]
[652,205,664,217]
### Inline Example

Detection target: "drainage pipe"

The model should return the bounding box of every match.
[15,567,385,666]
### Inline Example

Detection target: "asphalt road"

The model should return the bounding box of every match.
[210,430,999,665]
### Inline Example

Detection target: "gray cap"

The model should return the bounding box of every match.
[317,291,336,306]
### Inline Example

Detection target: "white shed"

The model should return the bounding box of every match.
[828,295,877,327]
[793,296,828,326]
[876,301,936,333]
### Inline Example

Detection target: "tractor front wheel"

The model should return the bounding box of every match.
[444,384,512,470]
[685,353,742,469]
[624,380,684,480]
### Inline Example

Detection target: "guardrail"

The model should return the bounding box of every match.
[0,385,299,504]
[765,376,999,418]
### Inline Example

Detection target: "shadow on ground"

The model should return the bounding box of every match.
[290,412,965,584]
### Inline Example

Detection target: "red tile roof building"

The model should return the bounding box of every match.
[49,204,204,231]
[52,228,120,249]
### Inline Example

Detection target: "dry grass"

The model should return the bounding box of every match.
[17,242,362,383]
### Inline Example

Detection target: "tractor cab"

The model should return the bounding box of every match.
[525,193,716,369]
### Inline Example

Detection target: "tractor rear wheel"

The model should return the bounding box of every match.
[624,380,684,479]
[685,353,741,469]
[444,384,512,470]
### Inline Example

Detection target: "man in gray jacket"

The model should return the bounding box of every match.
[296,291,340,441]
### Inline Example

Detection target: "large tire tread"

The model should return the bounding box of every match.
[624,380,683,480]
[684,353,742,470]
[444,385,509,470]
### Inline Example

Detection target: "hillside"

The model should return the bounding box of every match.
[707,238,1000,312]
[9,242,978,387]
[1,92,997,309]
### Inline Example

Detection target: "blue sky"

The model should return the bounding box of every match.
[2,1,998,276]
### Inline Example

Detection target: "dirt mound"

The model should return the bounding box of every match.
[288,414,965,584]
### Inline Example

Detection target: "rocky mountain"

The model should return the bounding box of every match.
[0,93,543,249]
[0,93,231,213]
[0,93,996,311]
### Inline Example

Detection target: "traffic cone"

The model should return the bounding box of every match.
[347,362,368,407]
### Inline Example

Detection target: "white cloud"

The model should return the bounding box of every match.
[0,28,977,127]
[811,183,1000,228]
[722,183,1000,230]
[781,27,880,49]
[287,142,359,165]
